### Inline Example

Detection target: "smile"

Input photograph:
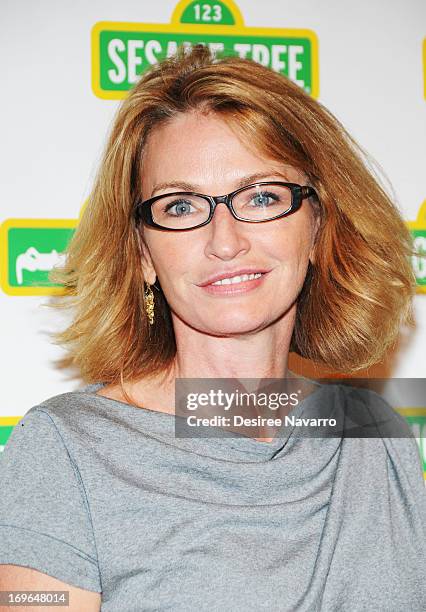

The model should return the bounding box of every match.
[200,271,268,296]
[211,273,263,286]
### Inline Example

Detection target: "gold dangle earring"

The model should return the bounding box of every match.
[144,281,155,325]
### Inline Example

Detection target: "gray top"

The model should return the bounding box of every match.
[0,381,425,611]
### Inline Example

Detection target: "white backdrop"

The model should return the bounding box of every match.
[1,0,425,420]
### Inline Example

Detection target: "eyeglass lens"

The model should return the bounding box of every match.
[150,184,293,229]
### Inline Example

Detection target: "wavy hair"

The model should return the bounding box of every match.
[48,44,416,385]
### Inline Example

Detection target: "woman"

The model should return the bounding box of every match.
[0,44,425,611]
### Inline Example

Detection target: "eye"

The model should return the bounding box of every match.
[163,199,196,216]
[250,191,279,207]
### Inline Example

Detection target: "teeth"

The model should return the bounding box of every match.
[211,272,262,286]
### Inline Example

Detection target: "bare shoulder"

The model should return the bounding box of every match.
[0,565,101,611]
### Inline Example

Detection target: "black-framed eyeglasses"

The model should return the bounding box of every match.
[134,182,318,231]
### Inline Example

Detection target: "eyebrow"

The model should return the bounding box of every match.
[150,170,292,197]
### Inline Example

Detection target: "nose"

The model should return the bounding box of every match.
[203,201,251,261]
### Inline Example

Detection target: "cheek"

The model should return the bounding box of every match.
[263,224,312,262]
[148,239,193,289]
[265,229,313,290]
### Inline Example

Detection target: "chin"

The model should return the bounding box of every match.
[199,317,269,337]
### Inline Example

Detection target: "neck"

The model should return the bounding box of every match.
[167,308,296,383]
[120,306,302,414]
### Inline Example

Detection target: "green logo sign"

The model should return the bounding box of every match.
[407,200,426,293]
[92,0,319,99]
[412,231,426,288]
[0,219,76,296]
[399,411,426,477]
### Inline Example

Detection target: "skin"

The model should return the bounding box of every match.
[98,111,320,433]
[0,565,101,611]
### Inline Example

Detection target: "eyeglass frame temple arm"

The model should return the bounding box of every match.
[300,186,317,200]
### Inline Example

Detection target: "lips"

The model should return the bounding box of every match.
[197,268,271,287]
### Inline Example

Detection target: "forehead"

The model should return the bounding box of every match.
[140,112,306,196]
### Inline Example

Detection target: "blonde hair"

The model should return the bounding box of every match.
[49,44,416,384]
